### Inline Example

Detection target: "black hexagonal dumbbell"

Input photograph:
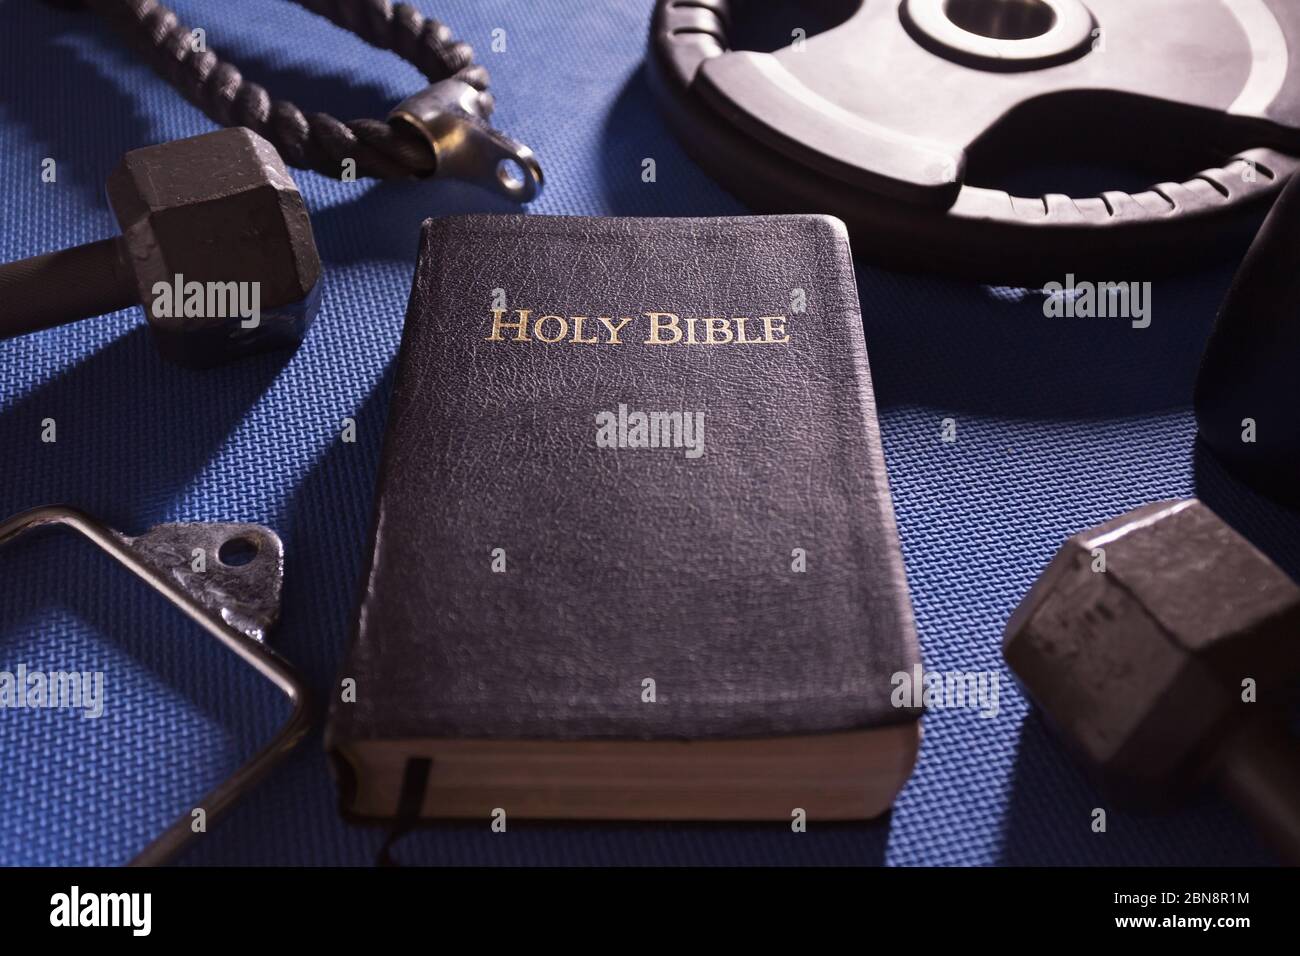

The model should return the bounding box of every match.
[0,127,321,367]
[1004,499,1300,862]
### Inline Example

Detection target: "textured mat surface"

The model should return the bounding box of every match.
[1,0,1297,866]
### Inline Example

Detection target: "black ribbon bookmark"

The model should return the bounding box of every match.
[376,757,432,867]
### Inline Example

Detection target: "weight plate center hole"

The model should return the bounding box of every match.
[218,536,259,568]
[943,0,1057,41]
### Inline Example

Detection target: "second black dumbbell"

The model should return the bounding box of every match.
[0,127,321,367]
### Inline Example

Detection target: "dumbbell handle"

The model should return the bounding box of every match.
[0,237,138,340]
[1218,724,1300,865]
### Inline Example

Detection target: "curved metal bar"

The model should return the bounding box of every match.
[0,505,313,866]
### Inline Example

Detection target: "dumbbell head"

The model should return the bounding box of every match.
[1003,499,1300,806]
[107,127,322,367]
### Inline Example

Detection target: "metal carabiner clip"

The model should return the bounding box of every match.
[389,79,544,203]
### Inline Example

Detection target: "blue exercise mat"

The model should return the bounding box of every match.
[1,0,1297,866]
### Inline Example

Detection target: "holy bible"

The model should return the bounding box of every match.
[327,214,921,822]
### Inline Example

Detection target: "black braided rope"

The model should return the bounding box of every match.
[86,0,492,179]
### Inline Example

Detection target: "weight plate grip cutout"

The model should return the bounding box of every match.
[648,0,1300,284]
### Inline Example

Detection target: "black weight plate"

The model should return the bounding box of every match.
[648,0,1300,283]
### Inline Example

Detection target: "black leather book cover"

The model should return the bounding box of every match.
[328,214,920,799]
